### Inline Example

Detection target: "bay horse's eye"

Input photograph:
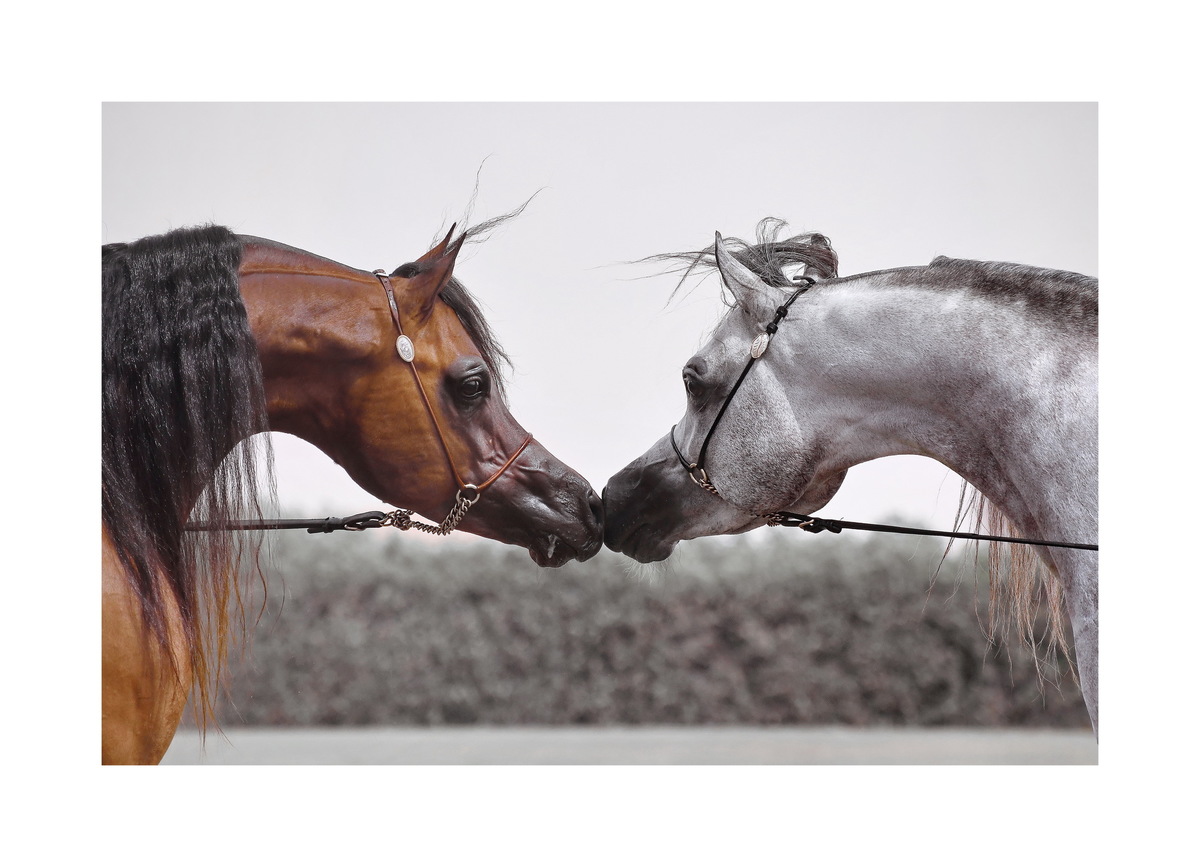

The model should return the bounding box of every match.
[460,375,487,401]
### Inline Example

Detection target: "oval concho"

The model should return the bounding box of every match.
[396,335,415,362]
[750,333,770,359]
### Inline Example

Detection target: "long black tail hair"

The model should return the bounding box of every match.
[102,224,272,728]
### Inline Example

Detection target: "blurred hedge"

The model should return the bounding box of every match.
[211,526,1090,728]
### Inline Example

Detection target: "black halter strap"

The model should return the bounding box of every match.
[671,278,814,488]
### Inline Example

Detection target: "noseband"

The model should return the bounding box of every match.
[670,277,814,517]
[373,269,532,534]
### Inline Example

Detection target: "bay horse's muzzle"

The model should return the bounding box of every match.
[464,437,605,567]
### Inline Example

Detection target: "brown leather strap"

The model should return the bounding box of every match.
[372,270,531,495]
[476,432,534,492]
[374,269,405,336]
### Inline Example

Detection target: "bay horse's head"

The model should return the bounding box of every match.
[603,224,845,562]
[242,226,603,566]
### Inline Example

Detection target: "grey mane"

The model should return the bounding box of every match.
[656,218,1097,331]
[923,256,1098,325]
[652,217,840,305]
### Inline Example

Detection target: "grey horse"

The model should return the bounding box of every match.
[604,222,1098,734]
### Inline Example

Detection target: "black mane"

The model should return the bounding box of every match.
[102,225,270,713]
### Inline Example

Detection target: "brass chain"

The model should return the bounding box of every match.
[379,485,480,536]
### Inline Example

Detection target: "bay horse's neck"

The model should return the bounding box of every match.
[235,237,387,450]
[785,269,1098,549]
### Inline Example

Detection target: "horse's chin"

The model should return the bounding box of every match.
[604,525,679,564]
[624,543,676,564]
[527,533,602,568]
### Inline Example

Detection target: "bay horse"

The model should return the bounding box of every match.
[102,221,604,764]
[603,220,1098,734]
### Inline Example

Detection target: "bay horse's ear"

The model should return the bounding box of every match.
[417,224,458,263]
[408,233,465,319]
[714,232,773,318]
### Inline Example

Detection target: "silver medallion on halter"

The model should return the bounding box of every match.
[750,333,770,359]
[396,335,415,362]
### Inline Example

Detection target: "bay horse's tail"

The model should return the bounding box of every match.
[102,225,272,733]
[955,485,1073,681]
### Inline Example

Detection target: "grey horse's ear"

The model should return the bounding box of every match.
[714,232,774,318]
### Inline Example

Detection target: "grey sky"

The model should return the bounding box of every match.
[102,102,1097,534]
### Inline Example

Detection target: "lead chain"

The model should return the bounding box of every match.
[380,485,480,536]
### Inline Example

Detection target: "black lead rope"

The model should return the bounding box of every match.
[184,512,394,534]
[184,506,490,535]
[766,512,1099,551]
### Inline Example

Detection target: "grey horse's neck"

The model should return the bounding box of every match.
[781,270,1098,552]
[776,266,1098,733]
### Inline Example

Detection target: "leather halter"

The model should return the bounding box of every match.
[373,269,533,528]
[670,278,814,502]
